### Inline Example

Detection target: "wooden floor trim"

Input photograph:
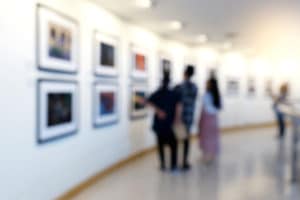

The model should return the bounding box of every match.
[221,122,276,133]
[57,122,276,200]
[57,147,156,200]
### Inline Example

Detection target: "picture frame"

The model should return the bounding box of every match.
[37,79,79,144]
[94,31,119,77]
[226,77,239,96]
[264,79,273,97]
[161,58,172,74]
[93,81,119,128]
[130,44,148,81]
[37,4,79,73]
[247,77,256,97]
[130,84,149,120]
[159,53,173,80]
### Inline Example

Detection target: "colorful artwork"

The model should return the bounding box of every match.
[131,46,148,80]
[38,5,78,73]
[47,93,72,126]
[100,43,115,67]
[133,91,146,110]
[100,92,115,116]
[130,85,148,119]
[135,54,146,71]
[48,22,72,61]
[93,83,119,127]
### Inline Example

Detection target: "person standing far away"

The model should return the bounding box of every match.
[174,65,198,170]
[199,75,222,164]
[270,83,289,139]
[147,70,182,172]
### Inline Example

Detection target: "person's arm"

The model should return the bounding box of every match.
[144,93,167,120]
[147,102,166,119]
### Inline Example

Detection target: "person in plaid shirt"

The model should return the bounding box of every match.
[174,65,198,170]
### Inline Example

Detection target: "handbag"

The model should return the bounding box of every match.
[173,122,188,140]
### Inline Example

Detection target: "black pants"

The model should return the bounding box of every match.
[183,127,191,166]
[277,113,286,138]
[156,129,178,169]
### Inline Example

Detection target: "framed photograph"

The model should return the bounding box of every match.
[130,45,148,80]
[37,4,79,73]
[130,85,148,119]
[226,78,239,96]
[161,58,172,74]
[247,77,256,97]
[94,31,118,77]
[37,79,79,144]
[93,82,119,127]
[264,79,273,97]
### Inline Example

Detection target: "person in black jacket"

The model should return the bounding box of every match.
[147,71,181,171]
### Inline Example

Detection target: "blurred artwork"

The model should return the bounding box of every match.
[100,43,115,67]
[131,46,148,80]
[38,5,78,72]
[94,32,118,76]
[38,80,78,144]
[47,93,72,126]
[131,85,148,119]
[94,83,119,127]
[48,22,72,61]
[133,91,146,110]
[247,78,256,97]
[265,80,273,96]
[135,54,146,71]
[100,92,115,116]
[226,78,239,96]
[162,59,171,74]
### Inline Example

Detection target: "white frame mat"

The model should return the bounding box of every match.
[37,4,79,73]
[37,79,78,144]
[93,82,119,127]
[94,31,119,77]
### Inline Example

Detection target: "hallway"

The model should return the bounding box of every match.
[71,127,300,200]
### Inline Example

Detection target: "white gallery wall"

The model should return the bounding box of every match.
[0,0,299,199]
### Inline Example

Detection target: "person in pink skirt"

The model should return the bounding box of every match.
[199,75,222,163]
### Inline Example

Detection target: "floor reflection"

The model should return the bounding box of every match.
[72,128,300,200]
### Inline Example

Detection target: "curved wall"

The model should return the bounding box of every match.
[0,0,298,199]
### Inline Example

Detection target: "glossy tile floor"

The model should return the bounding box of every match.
[72,127,300,200]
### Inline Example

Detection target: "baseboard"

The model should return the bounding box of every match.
[57,121,276,200]
[221,121,276,133]
[57,147,156,200]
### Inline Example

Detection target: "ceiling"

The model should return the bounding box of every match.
[92,0,300,56]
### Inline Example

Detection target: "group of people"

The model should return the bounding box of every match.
[143,66,222,172]
[140,65,289,172]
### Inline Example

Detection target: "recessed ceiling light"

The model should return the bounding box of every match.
[134,0,153,8]
[197,34,208,43]
[169,20,183,31]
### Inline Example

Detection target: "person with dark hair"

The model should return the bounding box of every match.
[199,76,222,163]
[174,65,198,170]
[147,71,182,171]
[271,83,289,139]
